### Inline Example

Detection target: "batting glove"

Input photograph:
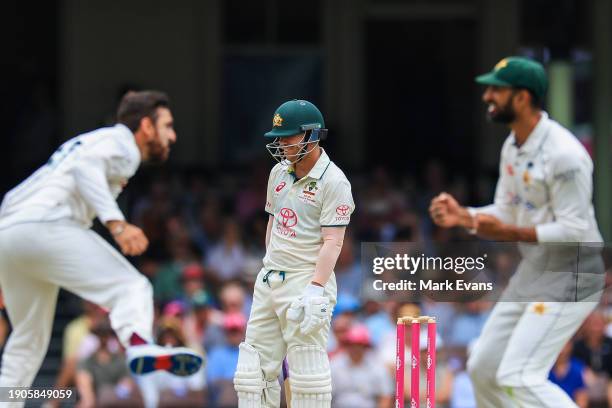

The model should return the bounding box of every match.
[287,284,331,335]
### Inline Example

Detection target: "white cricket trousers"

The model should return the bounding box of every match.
[244,268,337,407]
[467,300,597,408]
[0,222,154,390]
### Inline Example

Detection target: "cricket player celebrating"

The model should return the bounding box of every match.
[429,57,604,407]
[0,91,203,397]
[233,100,354,407]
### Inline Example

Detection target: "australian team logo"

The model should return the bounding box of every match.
[305,181,318,194]
[273,113,283,127]
[277,207,298,237]
[299,181,319,204]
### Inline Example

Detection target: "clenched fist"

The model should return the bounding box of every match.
[107,221,149,256]
[429,192,469,228]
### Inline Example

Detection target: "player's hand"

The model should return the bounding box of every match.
[109,221,149,256]
[287,284,331,335]
[429,192,463,227]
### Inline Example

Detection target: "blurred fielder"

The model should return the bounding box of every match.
[233,100,355,407]
[0,91,203,400]
[430,57,603,407]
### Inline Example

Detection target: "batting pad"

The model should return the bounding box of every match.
[234,342,264,408]
[287,345,332,408]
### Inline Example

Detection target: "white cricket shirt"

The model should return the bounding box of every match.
[470,111,602,250]
[0,124,140,229]
[263,149,355,273]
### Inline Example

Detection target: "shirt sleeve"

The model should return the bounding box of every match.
[536,152,592,242]
[320,178,355,227]
[70,139,136,224]
[72,156,125,223]
[264,166,279,215]
[468,140,515,224]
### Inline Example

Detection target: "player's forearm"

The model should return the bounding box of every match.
[477,223,537,242]
[265,215,273,249]
[312,227,345,286]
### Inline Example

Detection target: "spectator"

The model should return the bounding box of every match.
[334,232,362,298]
[75,319,138,408]
[331,324,394,408]
[361,287,393,347]
[573,311,612,407]
[183,291,226,354]
[207,312,246,408]
[450,370,477,408]
[136,317,206,408]
[180,263,207,301]
[152,217,201,303]
[549,341,589,408]
[206,219,247,282]
[328,313,353,358]
[162,300,189,324]
[219,281,249,317]
[52,301,108,405]
[131,180,173,260]
[447,301,491,347]
[328,293,360,355]
[333,293,361,318]
[235,162,267,222]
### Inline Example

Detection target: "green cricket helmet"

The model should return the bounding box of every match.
[265,99,327,164]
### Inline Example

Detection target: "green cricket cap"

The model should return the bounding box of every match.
[475,57,548,100]
[264,99,325,138]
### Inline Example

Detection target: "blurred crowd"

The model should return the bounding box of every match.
[0,160,610,407]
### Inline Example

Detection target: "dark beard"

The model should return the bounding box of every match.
[146,140,169,164]
[488,99,516,124]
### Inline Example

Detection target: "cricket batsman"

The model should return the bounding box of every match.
[233,100,354,407]
[0,91,203,401]
[429,57,604,407]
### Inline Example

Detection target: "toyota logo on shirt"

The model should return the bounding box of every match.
[279,208,298,227]
[336,205,350,216]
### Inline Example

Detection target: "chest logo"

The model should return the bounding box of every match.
[532,303,547,315]
[302,181,319,197]
[523,170,531,185]
[277,208,298,237]
[306,181,318,192]
[279,208,298,228]
[275,181,287,192]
